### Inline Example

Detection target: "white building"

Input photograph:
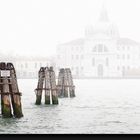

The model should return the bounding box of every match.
[14,56,56,79]
[56,6,140,78]
[0,55,55,79]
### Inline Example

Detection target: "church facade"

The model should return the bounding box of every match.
[56,7,140,78]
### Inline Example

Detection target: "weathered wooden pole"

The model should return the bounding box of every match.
[35,66,59,105]
[44,67,51,104]
[7,63,23,118]
[0,62,12,118]
[56,69,61,97]
[63,69,68,97]
[57,68,75,98]
[50,67,58,104]
[66,68,75,97]
[35,67,45,105]
[57,68,64,97]
[70,85,75,98]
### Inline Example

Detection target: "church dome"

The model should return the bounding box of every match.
[85,5,120,39]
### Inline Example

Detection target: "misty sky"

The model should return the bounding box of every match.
[0,0,140,56]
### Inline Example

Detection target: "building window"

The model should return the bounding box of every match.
[98,44,103,52]
[106,58,109,66]
[92,58,95,66]
[93,44,108,53]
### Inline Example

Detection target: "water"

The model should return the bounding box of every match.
[0,79,140,134]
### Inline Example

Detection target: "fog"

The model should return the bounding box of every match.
[0,0,140,56]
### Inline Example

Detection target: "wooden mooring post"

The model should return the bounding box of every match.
[44,67,50,104]
[35,67,45,105]
[35,66,58,105]
[0,62,23,118]
[57,68,75,98]
[50,67,58,104]
[65,68,75,97]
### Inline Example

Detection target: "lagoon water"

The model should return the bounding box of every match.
[0,79,140,134]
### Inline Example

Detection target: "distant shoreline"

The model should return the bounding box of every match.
[17,77,140,80]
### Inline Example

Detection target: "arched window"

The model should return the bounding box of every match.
[93,44,108,53]
[98,44,103,52]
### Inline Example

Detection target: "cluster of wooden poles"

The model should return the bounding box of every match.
[35,67,58,105]
[35,67,75,105]
[0,62,23,118]
[0,62,75,118]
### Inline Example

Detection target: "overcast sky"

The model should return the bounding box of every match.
[0,0,140,56]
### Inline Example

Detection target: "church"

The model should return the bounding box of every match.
[56,6,140,78]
